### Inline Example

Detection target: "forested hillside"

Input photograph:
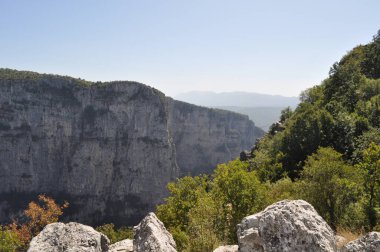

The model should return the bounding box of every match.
[156,31,380,251]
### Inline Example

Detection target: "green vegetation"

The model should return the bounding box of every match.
[95,224,133,244]
[0,227,21,252]
[156,30,380,251]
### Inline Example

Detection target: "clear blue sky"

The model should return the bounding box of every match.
[1,0,379,97]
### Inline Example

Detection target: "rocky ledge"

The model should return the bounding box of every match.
[27,200,380,252]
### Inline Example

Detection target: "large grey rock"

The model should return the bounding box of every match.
[109,239,133,252]
[237,200,336,252]
[0,69,262,225]
[213,245,238,252]
[133,212,176,252]
[28,222,109,252]
[340,232,380,252]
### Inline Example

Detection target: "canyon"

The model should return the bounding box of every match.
[0,69,263,226]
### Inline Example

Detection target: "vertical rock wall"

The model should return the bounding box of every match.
[0,70,263,225]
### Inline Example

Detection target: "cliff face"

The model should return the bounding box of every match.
[0,70,263,226]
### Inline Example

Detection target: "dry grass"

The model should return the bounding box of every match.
[336,228,363,248]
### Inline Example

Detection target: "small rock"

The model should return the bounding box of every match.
[237,200,336,252]
[133,212,177,252]
[213,245,238,252]
[109,239,133,252]
[340,232,380,252]
[28,222,109,252]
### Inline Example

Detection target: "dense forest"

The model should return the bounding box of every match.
[155,31,380,251]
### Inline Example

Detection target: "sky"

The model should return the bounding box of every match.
[1,1,380,97]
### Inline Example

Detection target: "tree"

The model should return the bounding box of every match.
[95,224,133,244]
[279,105,335,178]
[9,194,68,249]
[211,160,266,243]
[300,147,363,230]
[156,176,208,250]
[187,194,220,252]
[362,30,380,79]
[357,142,380,229]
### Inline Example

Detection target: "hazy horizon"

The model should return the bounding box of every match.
[1,1,380,97]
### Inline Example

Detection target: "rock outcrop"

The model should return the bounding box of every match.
[109,239,133,252]
[213,245,238,252]
[340,232,380,252]
[28,222,109,252]
[0,69,262,226]
[133,212,177,252]
[237,200,336,252]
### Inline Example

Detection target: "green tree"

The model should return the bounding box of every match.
[211,160,266,243]
[362,30,380,79]
[187,194,220,252]
[300,147,363,230]
[280,105,335,178]
[156,176,208,250]
[95,224,133,244]
[267,177,300,203]
[357,142,380,229]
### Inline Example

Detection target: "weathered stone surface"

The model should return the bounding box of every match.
[340,232,380,252]
[335,235,347,249]
[213,245,238,252]
[109,239,133,252]
[133,212,176,252]
[28,222,109,252]
[237,200,336,252]
[0,69,262,226]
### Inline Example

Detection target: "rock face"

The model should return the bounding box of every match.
[237,200,336,252]
[28,222,109,252]
[340,232,380,252]
[109,239,133,252]
[213,245,238,252]
[133,212,177,252]
[0,69,263,226]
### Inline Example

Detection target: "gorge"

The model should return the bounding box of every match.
[0,69,263,226]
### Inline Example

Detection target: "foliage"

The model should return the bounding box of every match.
[299,148,363,230]
[156,30,380,249]
[186,194,220,252]
[356,142,380,229]
[156,176,208,233]
[266,177,300,203]
[211,160,267,243]
[0,227,21,252]
[157,160,267,250]
[9,194,68,250]
[95,223,133,244]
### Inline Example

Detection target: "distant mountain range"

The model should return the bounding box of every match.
[175,91,299,131]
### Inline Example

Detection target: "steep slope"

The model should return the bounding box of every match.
[0,69,262,226]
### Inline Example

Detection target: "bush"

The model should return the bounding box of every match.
[9,194,68,250]
[0,227,21,252]
[95,223,133,244]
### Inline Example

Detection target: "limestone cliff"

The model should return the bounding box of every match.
[0,69,263,226]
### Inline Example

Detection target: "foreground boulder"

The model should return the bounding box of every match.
[28,222,109,252]
[213,245,238,252]
[340,232,380,252]
[109,239,133,252]
[133,212,177,252]
[237,200,336,252]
